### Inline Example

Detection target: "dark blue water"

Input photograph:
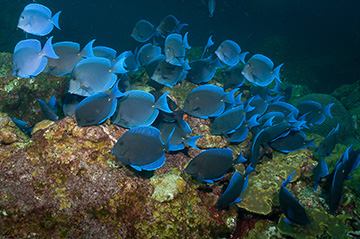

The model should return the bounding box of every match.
[2,0,360,92]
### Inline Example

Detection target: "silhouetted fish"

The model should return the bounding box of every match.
[155,15,188,38]
[17,3,61,36]
[36,94,59,121]
[137,43,162,66]
[131,20,155,42]
[269,130,315,153]
[222,65,245,90]
[297,101,333,126]
[316,123,339,157]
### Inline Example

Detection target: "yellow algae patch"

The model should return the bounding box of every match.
[31,120,54,135]
[151,171,187,202]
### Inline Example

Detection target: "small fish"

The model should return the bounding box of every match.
[183,85,237,119]
[271,81,292,103]
[297,101,334,126]
[61,93,86,117]
[313,158,329,191]
[150,56,188,87]
[18,3,61,36]
[11,118,33,134]
[245,95,270,121]
[131,20,155,42]
[279,171,310,225]
[266,101,299,118]
[111,126,167,171]
[117,50,139,73]
[12,36,59,78]
[165,33,191,66]
[316,123,339,157]
[185,148,235,183]
[269,130,315,153]
[187,56,222,84]
[155,15,188,38]
[137,43,162,66]
[201,35,215,59]
[93,46,117,63]
[329,161,345,215]
[228,114,260,143]
[208,0,216,17]
[222,65,245,90]
[217,164,254,210]
[111,91,172,128]
[242,54,283,87]
[69,56,127,96]
[215,40,248,66]
[36,94,59,121]
[44,39,95,76]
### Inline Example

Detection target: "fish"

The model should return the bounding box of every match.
[12,36,59,78]
[131,20,155,42]
[137,43,162,66]
[185,148,236,183]
[279,171,310,225]
[93,46,117,63]
[228,114,260,143]
[183,85,237,119]
[222,65,245,90]
[271,81,292,103]
[155,15,188,38]
[208,0,216,17]
[36,94,59,121]
[187,56,222,84]
[297,101,334,126]
[165,33,191,66]
[111,91,172,128]
[266,101,299,118]
[11,118,33,135]
[201,35,215,59]
[44,39,95,76]
[245,95,270,121]
[61,93,86,117]
[68,56,127,97]
[242,54,283,87]
[17,3,61,36]
[269,129,315,153]
[211,104,253,135]
[117,50,139,73]
[316,123,339,157]
[313,158,329,191]
[215,40,248,66]
[111,126,168,171]
[75,82,123,127]
[217,164,254,210]
[150,56,188,87]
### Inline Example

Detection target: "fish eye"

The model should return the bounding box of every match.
[21,15,25,19]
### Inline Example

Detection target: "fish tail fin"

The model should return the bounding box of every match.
[184,135,203,150]
[112,56,128,74]
[176,23,188,34]
[41,36,59,59]
[235,93,244,105]
[223,88,238,104]
[183,32,191,49]
[48,94,57,111]
[239,52,249,64]
[283,170,296,187]
[201,35,214,58]
[306,138,317,148]
[323,103,334,118]
[110,80,124,99]
[80,39,95,58]
[271,80,283,94]
[247,114,260,128]
[51,11,61,30]
[154,91,173,113]
[212,57,224,68]
[244,164,255,177]
[272,63,284,83]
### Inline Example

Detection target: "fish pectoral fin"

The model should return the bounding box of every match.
[284,218,293,224]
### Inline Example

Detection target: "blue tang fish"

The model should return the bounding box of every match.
[155,15,188,38]
[69,56,127,96]
[165,33,191,66]
[269,129,315,153]
[222,65,245,90]
[316,123,339,157]
[131,20,155,42]
[75,82,123,127]
[242,54,283,87]
[279,171,310,225]
[187,56,222,84]
[112,126,168,171]
[44,39,95,76]
[93,46,117,63]
[208,0,216,17]
[217,164,254,210]
[271,81,292,103]
[185,148,240,183]
[111,91,172,128]
[12,36,59,78]
[183,85,238,119]
[150,56,188,87]
[18,3,61,36]
[201,35,215,59]
[117,50,140,73]
[266,101,299,118]
[228,114,260,143]
[297,101,334,126]
[313,158,329,191]
[36,94,59,121]
[215,40,248,66]
[137,43,161,66]
[61,93,86,117]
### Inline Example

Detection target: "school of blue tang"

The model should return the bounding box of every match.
[11,3,360,225]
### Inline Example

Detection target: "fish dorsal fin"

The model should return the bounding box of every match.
[25,3,52,18]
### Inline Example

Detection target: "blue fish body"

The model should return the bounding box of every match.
[228,114,260,143]
[316,123,339,157]
[212,104,248,135]
[187,56,222,84]
[36,94,59,121]
[17,3,61,36]
[93,46,117,63]
[150,56,188,87]
[165,33,191,66]
[208,0,216,17]
[329,162,345,215]
[217,165,254,210]
[111,126,167,171]
[75,82,123,127]
[297,101,334,126]
[61,93,86,117]
[155,15,188,38]
[111,91,172,128]
[279,171,310,225]
[131,20,155,42]
[12,36,58,78]
[242,54,283,87]
[222,65,245,90]
[215,40,247,66]
[313,158,329,191]
[137,43,161,66]
[269,130,315,153]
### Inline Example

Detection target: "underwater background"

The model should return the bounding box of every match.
[1,0,360,238]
